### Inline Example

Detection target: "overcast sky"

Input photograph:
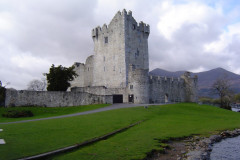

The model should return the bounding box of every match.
[0,0,240,89]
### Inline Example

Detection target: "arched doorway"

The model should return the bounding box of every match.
[165,94,169,103]
[128,94,134,103]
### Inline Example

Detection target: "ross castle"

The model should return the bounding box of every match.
[70,9,198,104]
[4,9,198,107]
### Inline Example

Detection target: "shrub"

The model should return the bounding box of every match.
[2,110,34,118]
[199,97,213,104]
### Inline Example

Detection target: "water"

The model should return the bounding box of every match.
[232,108,240,112]
[210,136,240,160]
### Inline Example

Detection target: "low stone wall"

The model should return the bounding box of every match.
[5,90,113,107]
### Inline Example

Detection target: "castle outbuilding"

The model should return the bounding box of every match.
[70,9,198,104]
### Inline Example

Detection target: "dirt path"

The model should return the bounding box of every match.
[145,139,189,160]
[0,103,164,124]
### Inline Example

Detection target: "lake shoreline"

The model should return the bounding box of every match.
[147,129,240,160]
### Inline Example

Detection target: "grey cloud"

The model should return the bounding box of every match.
[5,0,97,63]
[148,11,231,72]
[1,0,240,89]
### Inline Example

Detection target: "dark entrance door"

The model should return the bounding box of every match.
[113,95,123,103]
[128,94,134,103]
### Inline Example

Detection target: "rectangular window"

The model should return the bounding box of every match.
[113,66,115,71]
[130,85,133,89]
[135,48,139,58]
[104,66,105,72]
[103,56,105,61]
[104,37,108,43]
[132,24,136,30]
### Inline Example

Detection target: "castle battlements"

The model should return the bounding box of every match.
[71,10,198,104]
[92,9,150,39]
[149,75,184,83]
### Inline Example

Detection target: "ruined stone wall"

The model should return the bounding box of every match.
[70,62,85,88]
[149,76,185,103]
[5,90,112,107]
[149,72,198,103]
[84,55,94,86]
[181,72,198,102]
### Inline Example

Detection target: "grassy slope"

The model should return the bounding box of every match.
[0,106,148,160]
[55,104,240,160]
[1,103,240,160]
[0,104,110,122]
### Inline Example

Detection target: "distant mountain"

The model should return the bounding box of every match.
[149,68,240,97]
[150,68,185,77]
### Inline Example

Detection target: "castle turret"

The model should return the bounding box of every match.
[181,72,198,102]
[92,9,150,89]
[128,65,149,103]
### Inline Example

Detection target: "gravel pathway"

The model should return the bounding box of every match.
[0,103,164,125]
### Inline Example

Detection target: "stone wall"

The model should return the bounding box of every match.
[181,72,198,102]
[125,10,149,72]
[92,10,126,88]
[71,86,129,103]
[149,73,198,103]
[5,90,112,107]
[149,76,185,103]
[128,67,149,103]
[84,55,94,86]
[70,62,85,88]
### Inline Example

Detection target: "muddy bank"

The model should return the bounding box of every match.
[145,129,240,160]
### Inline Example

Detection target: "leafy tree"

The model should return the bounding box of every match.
[27,78,46,91]
[0,81,6,106]
[45,64,77,91]
[234,93,240,103]
[211,76,233,109]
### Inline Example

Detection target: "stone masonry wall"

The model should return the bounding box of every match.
[70,62,85,88]
[71,86,129,103]
[5,90,112,107]
[125,10,149,71]
[149,76,186,103]
[128,67,149,103]
[92,10,126,88]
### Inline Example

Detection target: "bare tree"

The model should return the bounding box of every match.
[0,81,10,87]
[211,76,233,109]
[27,79,46,91]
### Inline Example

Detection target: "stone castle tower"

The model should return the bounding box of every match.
[92,9,149,88]
[4,9,198,108]
[70,9,198,104]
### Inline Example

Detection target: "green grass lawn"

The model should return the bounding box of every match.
[0,104,110,122]
[1,103,240,160]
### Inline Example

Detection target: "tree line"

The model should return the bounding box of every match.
[27,64,77,91]
[201,75,240,110]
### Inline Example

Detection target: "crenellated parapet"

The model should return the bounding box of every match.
[91,9,150,40]
[125,9,150,35]
[149,75,184,84]
[138,21,150,34]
